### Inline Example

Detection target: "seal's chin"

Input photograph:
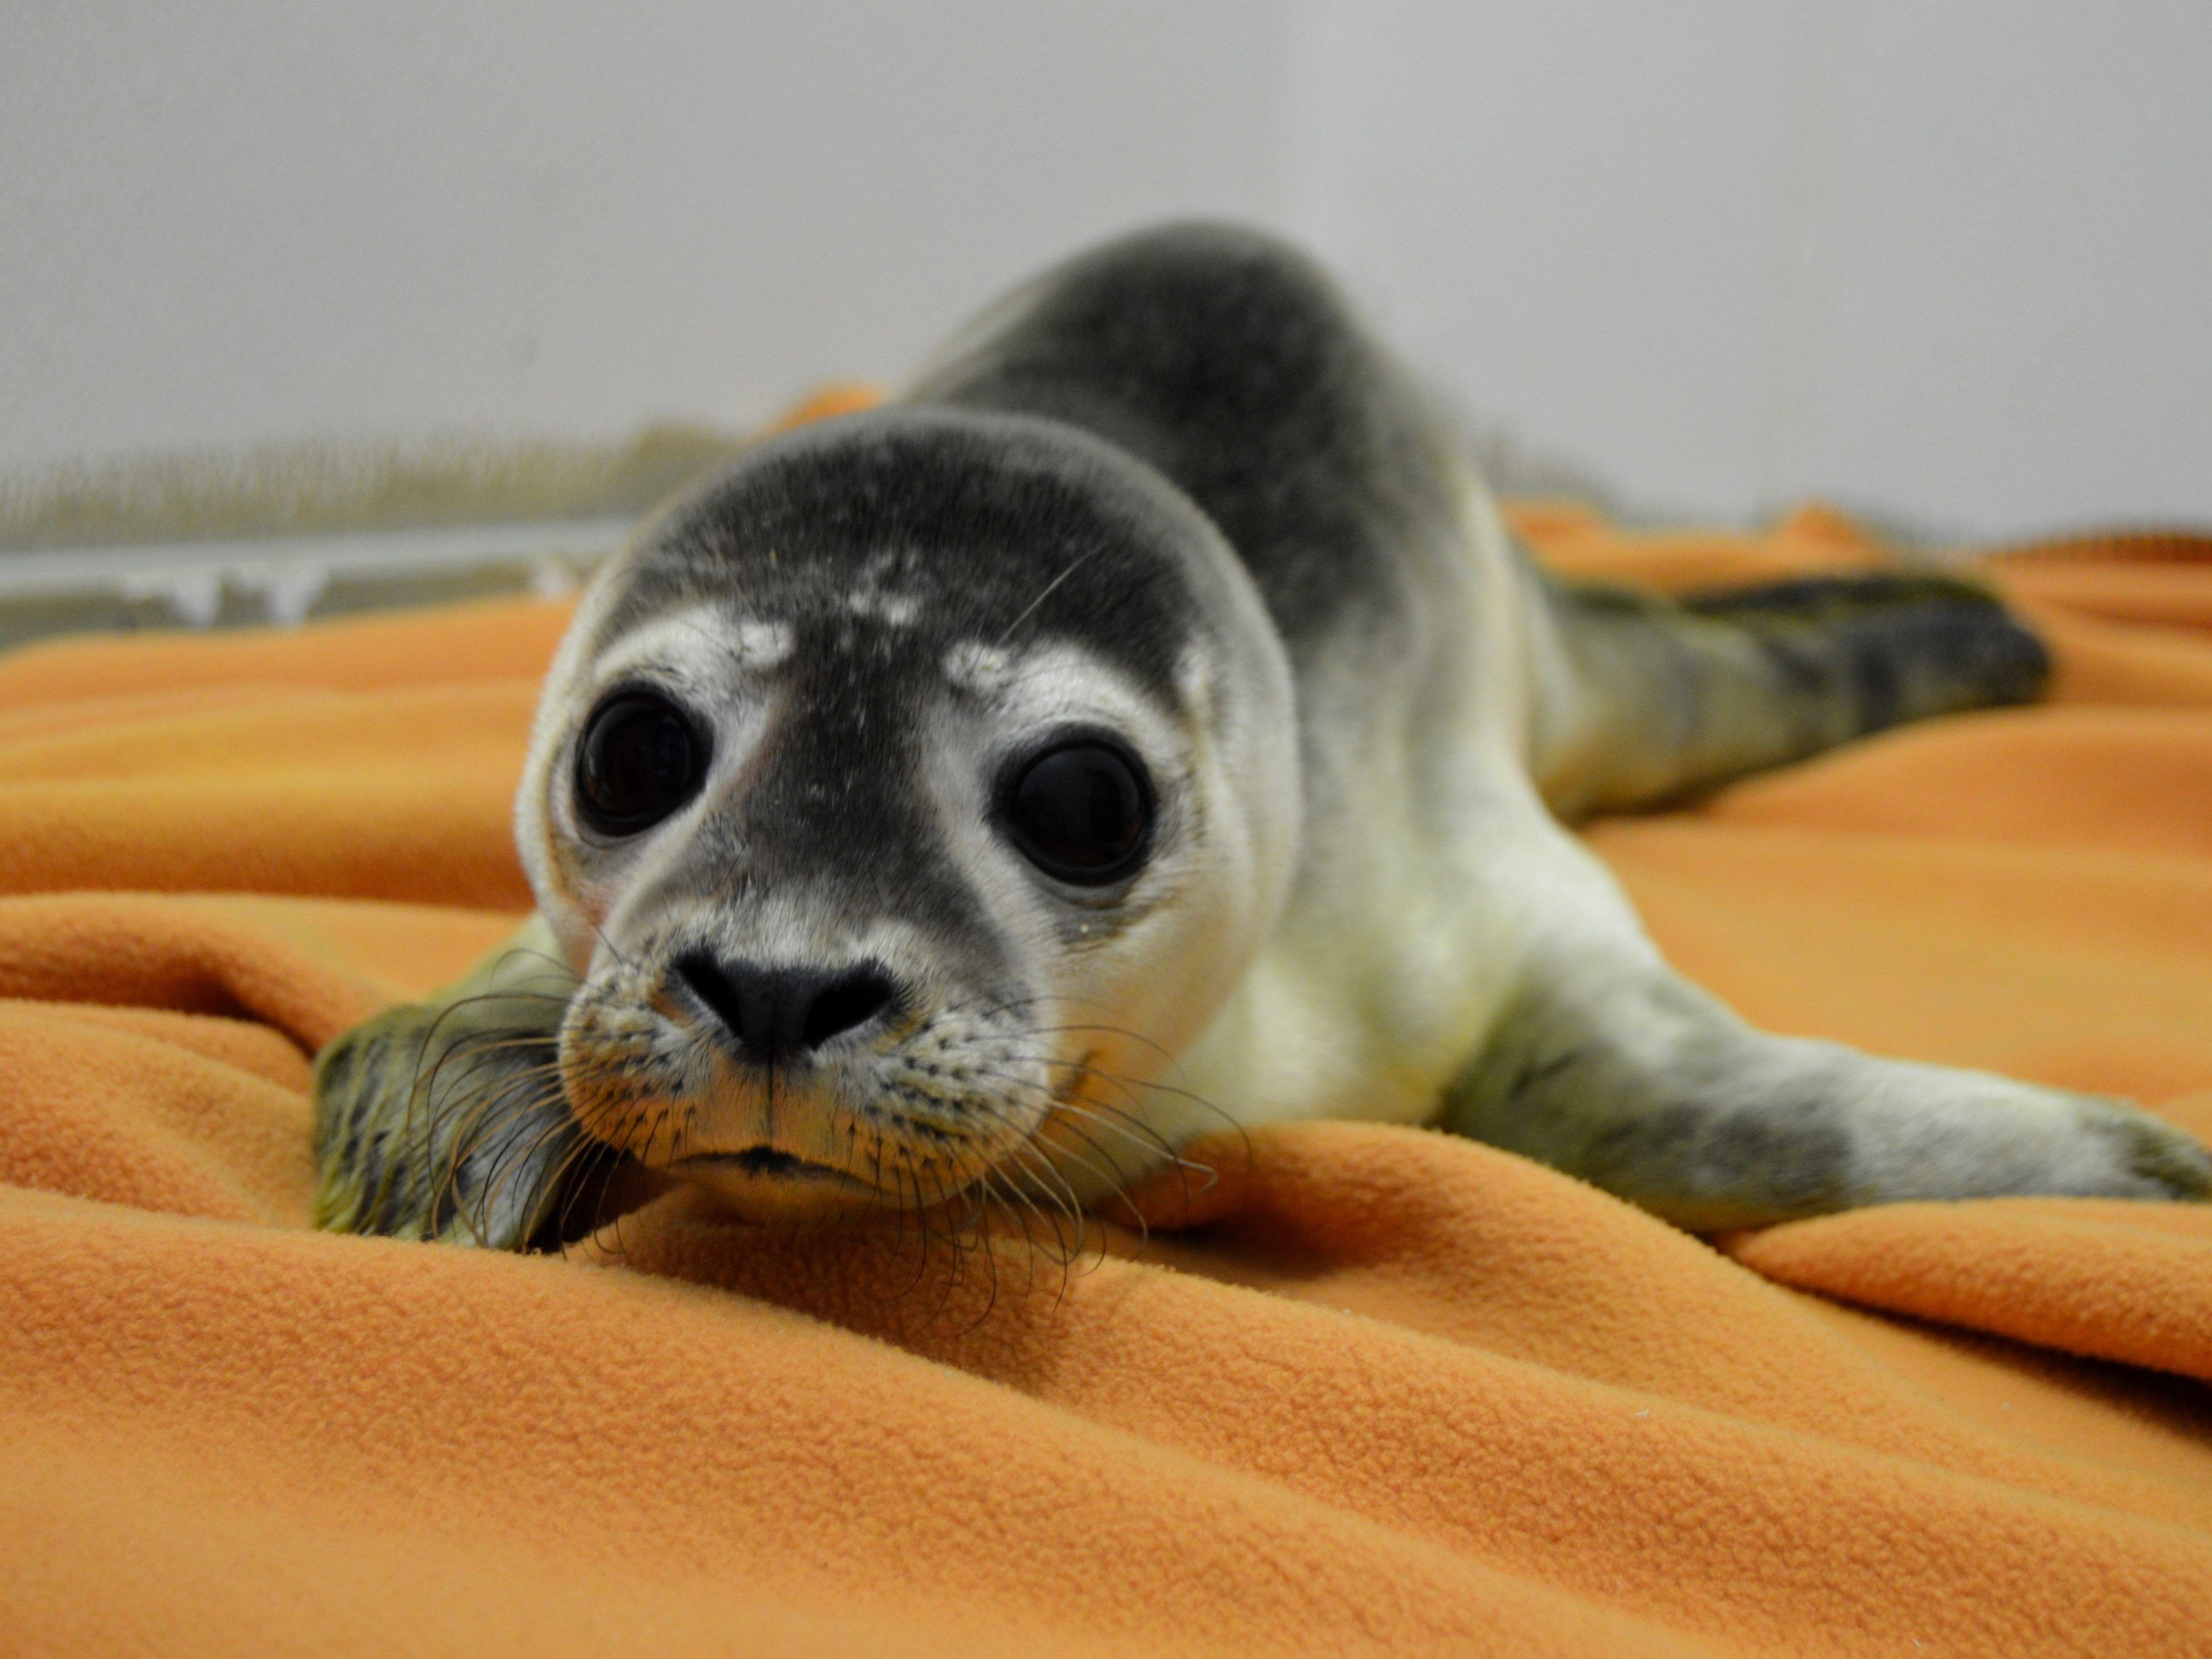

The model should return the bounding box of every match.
[672,1148,895,1225]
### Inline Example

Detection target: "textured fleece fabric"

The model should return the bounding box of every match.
[2,499,2210,1657]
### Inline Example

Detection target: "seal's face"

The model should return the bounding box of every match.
[514,409,1299,1223]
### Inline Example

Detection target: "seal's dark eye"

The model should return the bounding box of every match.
[575,691,706,836]
[1001,738,1154,886]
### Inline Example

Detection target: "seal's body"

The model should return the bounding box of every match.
[316,225,2209,1249]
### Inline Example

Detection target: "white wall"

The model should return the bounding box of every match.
[0,2,1297,464]
[5,2,2208,539]
[1304,1,2212,534]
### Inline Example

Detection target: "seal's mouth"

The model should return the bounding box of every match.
[633,1046,1107,1225]
[671,1146,892,1220]
[676,1150,867,1186]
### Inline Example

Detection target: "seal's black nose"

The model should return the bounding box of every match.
[673,953,898,1063]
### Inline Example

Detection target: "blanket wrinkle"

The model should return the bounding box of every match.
[2,493,2211,1657]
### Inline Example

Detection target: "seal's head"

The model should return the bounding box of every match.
[516,408,1299,1223]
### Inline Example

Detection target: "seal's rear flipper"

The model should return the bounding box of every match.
[1526,559,2049,819]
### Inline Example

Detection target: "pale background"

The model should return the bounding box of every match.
[5,1,2208,539]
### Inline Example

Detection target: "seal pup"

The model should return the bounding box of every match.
[314,222,2210,1250]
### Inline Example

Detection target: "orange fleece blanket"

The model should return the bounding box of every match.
[4,506,2211,1658]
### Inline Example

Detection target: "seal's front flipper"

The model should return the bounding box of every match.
[313,916,647,1250]
[1448,969,2210,1231]
[1441,825,2211,1229]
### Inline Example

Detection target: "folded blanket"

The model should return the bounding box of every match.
[2,501,2208,1657]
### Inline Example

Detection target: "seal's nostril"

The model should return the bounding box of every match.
[672,953,896,1063]
[798,969,896,1051]
[673,952,750,1044]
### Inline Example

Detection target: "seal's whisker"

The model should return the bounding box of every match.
[913,1153,960,1303]
[990,1137,1080,1262]
[1000,1139,1101,1286]
[1015,1019,1188,1074]
[1001,1131,1089,1253]
[1034,1116,1151,1254]
[1023,1039,1237,1130]
[955,1066,1153,1251]
[971,1169,1021,1321]
[1062,1095,1225,1208]
[980,1162,1066,1308]
[405,1041,633,1247]
[930,1161,991,1326]
[993,542,1107,647]
[472,1108,578,1248]
[544,1135,623,1254]
[1005,1048,1244,1185]
[483,944,580,980]
[581,912,637,974]
[423,1064,555,1209]
[447,1085,606,1244]
[893,1148,935,1302]
[943,1166,1000,1326]
[987,1055,1196,1170]
[951,1059,1175,1226]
